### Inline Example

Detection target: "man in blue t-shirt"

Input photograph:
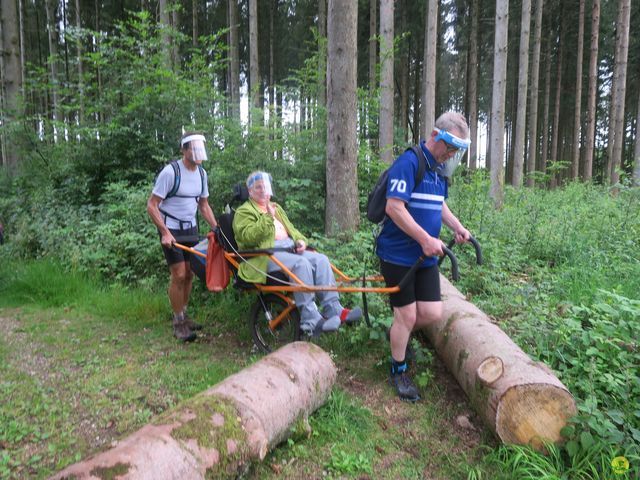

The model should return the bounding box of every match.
[147,132,218,342]
[377,111,472,401]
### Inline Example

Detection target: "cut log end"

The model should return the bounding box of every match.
[476,356,504,386]
[496,384,577,449]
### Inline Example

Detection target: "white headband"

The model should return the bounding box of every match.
[181,134,206,147]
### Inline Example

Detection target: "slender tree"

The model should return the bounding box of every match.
[249,0,261,115]
[318,0,326,108]
[44,0,59,127]
[228,0,240,120]
[571,0,585,180]
[326,0,358,235]
[607,0,630,185]
[550,17,564,189]
[369,0,377,92]
[379,0,394,163]
[634,87,640,186]
[1,0,23,166]
[512,0,531,187]
[526,0,543,185]
[421,0,437,138]
[582,0,600,182]
[398,0,409,141]
[540,36,552,178]
[465,0,479,170]
[489,0,509,207]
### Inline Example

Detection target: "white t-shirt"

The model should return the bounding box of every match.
[152,160,209,229]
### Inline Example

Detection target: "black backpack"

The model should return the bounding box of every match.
[366,146,427,224]
[157,160,205,200]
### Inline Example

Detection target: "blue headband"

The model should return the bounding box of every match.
[434,129,471,150]
[247,172,272,188]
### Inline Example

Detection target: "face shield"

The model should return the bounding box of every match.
[434,128,471,178]
[181,134,208,163]
[247,172,274,198]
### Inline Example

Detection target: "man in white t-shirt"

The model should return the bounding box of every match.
[147,132,218,342]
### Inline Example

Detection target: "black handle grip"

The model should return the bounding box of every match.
[439,236,483,266]
[442,246,460,281]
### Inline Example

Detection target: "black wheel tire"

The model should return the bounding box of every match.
[249,294,301,353]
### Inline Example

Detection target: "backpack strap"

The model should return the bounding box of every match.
[197,164,205,200]
[165,160,181,199]
[406,145,427,190]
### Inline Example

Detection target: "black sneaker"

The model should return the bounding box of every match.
[385,327,415,362]
[389,371,420,402]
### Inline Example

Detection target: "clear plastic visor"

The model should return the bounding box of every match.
[434,128,471,177]
[247,172,273,197]
[181,134,208,162]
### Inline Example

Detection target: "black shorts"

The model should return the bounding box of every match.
[161,226,199,266]
[380,259,441,307]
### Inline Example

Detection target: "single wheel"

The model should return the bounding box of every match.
[249,294,301,353]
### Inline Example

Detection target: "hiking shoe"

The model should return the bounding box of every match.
[339,307,362,325]
[389,371,421,402]
[173,320,197,342]
[183,313,203,331]
[386,327,415,362]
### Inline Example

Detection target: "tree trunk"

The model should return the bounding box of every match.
[1,0,23,167]
[249,0,261,116]
[326,0,359,236]
[466,0,479,170]
[549,22,564,189]
[527,0,543,184]
[192,0,197,46]
[159,0,171,69]
[634,87,640,186]
[424,277,577,449]
[74,0,83,126]
[421,0,437,138]
[412,53,421,143]
[540,37,551,178]
[228,0,240,120]
[489,0,508,208]
[582,0,599,182]
[44,0,59,127]
[607,0,630,186]
[318,0,326,108]
[368,0,376,93]
[51,343,336,480]
[511,0,531,187]
[398,0,409,142]
[379,0,394,164]
[570,0,585,180]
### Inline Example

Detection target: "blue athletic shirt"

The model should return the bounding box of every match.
[376,141,448,268]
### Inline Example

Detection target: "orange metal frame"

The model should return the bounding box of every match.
[173,242,401,331]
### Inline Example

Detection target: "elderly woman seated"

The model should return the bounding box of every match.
[232,171,361,337]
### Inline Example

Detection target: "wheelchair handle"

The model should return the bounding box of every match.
[397,246,459,291]
[438,235,483,266]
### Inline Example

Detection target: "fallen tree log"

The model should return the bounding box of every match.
[423,275,577,449]
[50,341,336,480]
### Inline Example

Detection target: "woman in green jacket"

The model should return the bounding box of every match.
[232,172,361,337]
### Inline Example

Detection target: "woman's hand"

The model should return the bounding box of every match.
[266,202,276,217]
[295,239,306,253]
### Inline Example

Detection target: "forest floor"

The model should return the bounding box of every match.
[0,299,499,479]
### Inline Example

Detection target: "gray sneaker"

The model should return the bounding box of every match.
[183,312,203,331]
[173,319,197,342]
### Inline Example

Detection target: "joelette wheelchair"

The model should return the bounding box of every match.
[175,184,480,353]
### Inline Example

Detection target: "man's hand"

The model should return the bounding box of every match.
[295,239,306,253]
[160,231,176,248]
[453,226,471,244]
[420,235,445,257]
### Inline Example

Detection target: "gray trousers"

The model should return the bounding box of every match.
[268,239,342,326]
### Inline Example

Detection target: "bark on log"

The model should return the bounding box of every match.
[424,276,577,449]
[50,342,336,479]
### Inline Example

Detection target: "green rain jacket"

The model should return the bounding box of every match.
[232,199,308,284]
